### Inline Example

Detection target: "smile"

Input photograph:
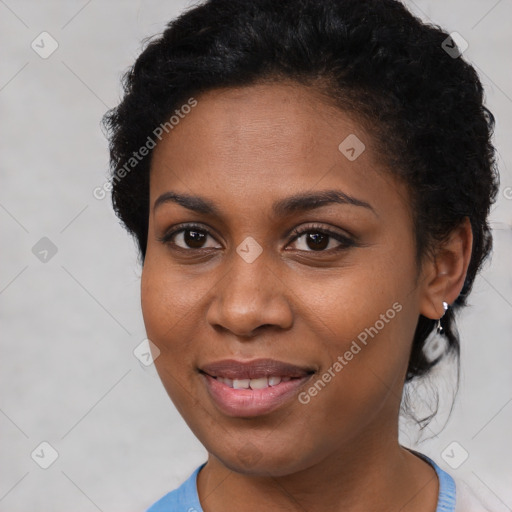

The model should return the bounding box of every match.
[199,358,315,417]
[212,375,293,389]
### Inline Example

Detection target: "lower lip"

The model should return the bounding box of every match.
[201,373,313,417]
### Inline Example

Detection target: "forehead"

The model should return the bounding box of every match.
[152,82,364,171]
[149,82,410,219]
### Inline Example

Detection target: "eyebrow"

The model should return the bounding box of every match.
[153,189,376,217]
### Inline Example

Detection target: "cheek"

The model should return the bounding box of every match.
[140,254,216,383]
[140,259,191,372]
[140,261,198,409]
[140,253,201,340]
[291,251,418,397]
[141,262,170,340]
[293,253,414,344]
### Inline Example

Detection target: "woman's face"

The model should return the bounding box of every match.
[142,83,429,476]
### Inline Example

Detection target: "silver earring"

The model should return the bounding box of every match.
[436,301,449,334]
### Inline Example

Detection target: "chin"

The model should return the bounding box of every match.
[208,439,313,477]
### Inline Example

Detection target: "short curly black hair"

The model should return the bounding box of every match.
[102,0,499,383]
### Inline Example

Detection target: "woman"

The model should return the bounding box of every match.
[103,0,499,510]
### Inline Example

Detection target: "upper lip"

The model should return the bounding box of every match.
[200,358,315,380]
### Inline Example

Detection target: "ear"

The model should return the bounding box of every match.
[419,217,473,320]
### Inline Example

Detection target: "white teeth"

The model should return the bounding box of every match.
[216,376,292,389]
[233,378,250,389]
[268,376,282,386]
[249,377,269,389]
[218,377,233,388]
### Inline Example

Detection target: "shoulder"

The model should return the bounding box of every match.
[406,449,496,512]
[145,464,206,512]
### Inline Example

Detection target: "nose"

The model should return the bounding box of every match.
[205,246,293,338]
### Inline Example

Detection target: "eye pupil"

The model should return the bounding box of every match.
[184,229,206,248]
[307,232,328,251]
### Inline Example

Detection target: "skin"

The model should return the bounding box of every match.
[141,82,473,512]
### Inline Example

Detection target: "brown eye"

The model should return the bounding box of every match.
[179,229,208,249]
[298,232,329,251]
[288,225,355,253]
[158,224,222,250]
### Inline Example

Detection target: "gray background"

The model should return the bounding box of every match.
[0,1,511,511]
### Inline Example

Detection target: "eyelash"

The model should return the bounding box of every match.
[158,222,356,253]
[289,224,355,251]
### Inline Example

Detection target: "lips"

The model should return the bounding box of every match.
[200,358,314,380]
[199,358,316,417]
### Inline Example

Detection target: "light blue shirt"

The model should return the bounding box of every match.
[146,453,456,511]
